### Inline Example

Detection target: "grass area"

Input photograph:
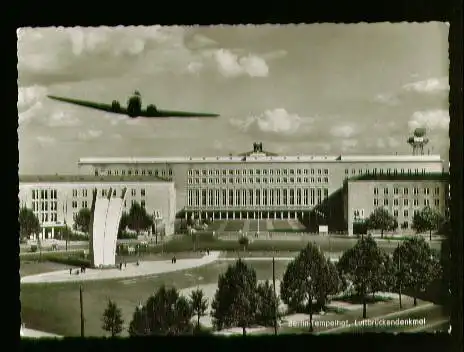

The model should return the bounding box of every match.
[334,294,393,304]
[219,251,299,259]
[20,261,71,276]
[20,260,289,337]
[206,221,226,231]
[249,220,268,232]
[224,221,245,232]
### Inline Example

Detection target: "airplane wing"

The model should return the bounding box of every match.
[140,108,219,118]
[47,95,128,115]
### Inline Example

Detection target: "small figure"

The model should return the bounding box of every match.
[119,262,123,270]
[124,261,127,268]
[69,268,72,275]
[136,260,139,266]
[174,256,177,264]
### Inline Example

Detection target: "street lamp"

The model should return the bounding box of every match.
[307,274,313,333]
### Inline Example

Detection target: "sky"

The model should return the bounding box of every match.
[18,23,450,174]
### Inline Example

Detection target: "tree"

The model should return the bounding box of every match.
[393,237,441,306]
[238,236,249,252]
[337,235,384,318]
[365,207,397,238]
[280,243,338,332]
[189,288,208,330]
[211,259,258,336]
[412,206,444,241]
[256,280,280,327]
[19,207,40,241]
[118,212,130,236]
[59,226,73,251]
[127,202,152,236]
[128,285,193,336]
[102,299,124,337]
[73,208,92,234]
[316,258,342,310]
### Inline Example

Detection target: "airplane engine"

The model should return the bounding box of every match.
[111,100,121,112]
[147,104,158,114]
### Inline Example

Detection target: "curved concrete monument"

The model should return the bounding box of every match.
[89,187,127,268]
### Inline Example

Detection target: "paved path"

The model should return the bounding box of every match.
[220,254,341,262]
[21,327,63,338]
[21,251,221,284]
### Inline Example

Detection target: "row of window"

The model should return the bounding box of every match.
[31,189,57,200]
[373,187,440,196]
[187,188,329,208]
[98,169,173,177]
[345,168,427,176]
[70,188,146,198]
[373,198,440,207]
[187,176,329,185]
[32,201,58,212]
[188,168,330,177]
[33,211,58,223]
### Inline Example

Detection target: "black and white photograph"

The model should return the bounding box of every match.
[18,23,451,337]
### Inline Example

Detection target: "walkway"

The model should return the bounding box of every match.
[21,251,221,284]
[21,327,63,339]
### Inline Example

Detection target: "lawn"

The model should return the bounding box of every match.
[219,251,300,259]
[20,261,71,276]
[223,220,245,232]
[272,220,295,231]
[248,220,268,232]
[20,260,290,337]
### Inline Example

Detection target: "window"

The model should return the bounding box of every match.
[434,199,440,207]
[141,189,146,197]
[324,177,328,183]
[413,199,419,206]
[384,199,388,206]
[393,209,398,217]
[113,189,117,197]
[384,188,388,195]
[141,200,146,208]
[394,199,399,206]
[130,189,135,196]
[403,209,409,217]
[345,169,349,175]
[289,169,295,175]
[373,187,379,195]
[403,199,409,206]
[141,170,146,175]
[394,187,399,195]
[72,189,78,197]
[122,170,126,176]
[82,201,87,208]
[135,169,139,176]
[424,199,429,206]
[296,169,301,175]
[102,189,107,197]
[188,169,193,176]
[82,189,87,197]
[374,199,379,206]
[72,201,78,209]
[413,187,419,195]
[434,187,440,195]
[403,188,409,195]
[324,169,329,175]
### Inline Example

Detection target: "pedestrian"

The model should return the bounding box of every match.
[119,262,122,270]
[174,256,177,264]
[136,260,139,266]
[69,268,72,275]
[124,261,127,268]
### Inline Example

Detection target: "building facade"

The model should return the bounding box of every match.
[76,143,444,232]
[345,173,449,235]
[18,175,176,239]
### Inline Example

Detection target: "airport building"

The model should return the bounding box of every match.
[345,173,449,235]
[77,141,447,234]
[18,175,176,239]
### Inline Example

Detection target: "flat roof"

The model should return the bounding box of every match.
[78,154,443,165]
[19,175,172,183]
[347,172,449,182]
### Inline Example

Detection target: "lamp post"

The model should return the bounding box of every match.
[272,246,278,336]
[397,243,402,309]
[307,274,313,332]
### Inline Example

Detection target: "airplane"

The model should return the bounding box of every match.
[47,91,220,118]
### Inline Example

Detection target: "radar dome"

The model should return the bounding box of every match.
[414,127,426,137]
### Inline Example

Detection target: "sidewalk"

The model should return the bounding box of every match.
[21,251,221,284]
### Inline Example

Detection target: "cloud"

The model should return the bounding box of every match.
[340,138,358,152]
[78,129,103,140]
[374,93,400,106]
[230,108,315,136]
[403,77,449,94]
[36,136,56,145]
[47,111,80,127]
[214,49,269,78]
[408,109,449,131]
[330,125,357,138]
[18,27,278,87]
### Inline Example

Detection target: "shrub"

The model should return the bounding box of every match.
[46,254,91,268]
[118,231,138,240]
[30,245,37,253]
